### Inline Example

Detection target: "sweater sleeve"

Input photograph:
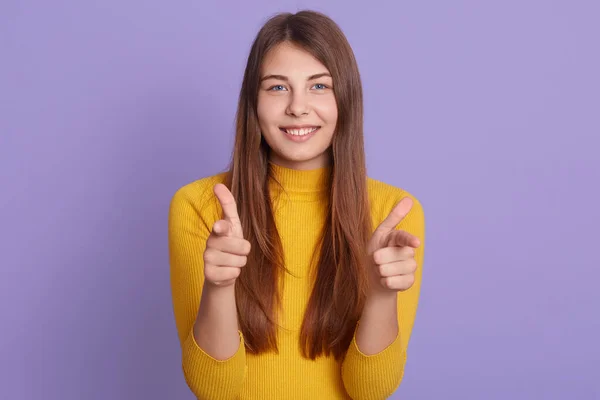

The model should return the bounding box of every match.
[168,183,247,400]
[341,194,425,400]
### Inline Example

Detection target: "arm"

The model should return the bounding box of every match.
[194,283,240,360]
[341,196,425,400]
[169,185,246,400]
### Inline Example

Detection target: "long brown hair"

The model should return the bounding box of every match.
[223,10,372,360]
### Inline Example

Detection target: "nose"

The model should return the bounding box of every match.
[286,91,310,117]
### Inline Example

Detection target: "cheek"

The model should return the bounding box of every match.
[313,97,338,124]
[257,95,284,122]
[256,97,282,148]
[256,97,270,126]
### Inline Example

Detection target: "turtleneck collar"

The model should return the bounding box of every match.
[268,161,331,202]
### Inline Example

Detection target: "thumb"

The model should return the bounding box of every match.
[212,219,233,237]
[375,197,413,235]
[386,229,421,248]
[213,183,243,238]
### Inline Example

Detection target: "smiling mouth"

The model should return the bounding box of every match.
[279,126,320,136]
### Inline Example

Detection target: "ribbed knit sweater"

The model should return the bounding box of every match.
[168,162,425,399]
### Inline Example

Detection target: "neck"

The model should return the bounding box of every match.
[268,151,331,171]
[268,161,331,203]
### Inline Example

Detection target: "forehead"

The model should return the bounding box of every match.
[261,42,330,76]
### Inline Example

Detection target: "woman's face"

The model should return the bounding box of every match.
[257,42,338,170]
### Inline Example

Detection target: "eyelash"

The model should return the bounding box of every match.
[268,83,330,91]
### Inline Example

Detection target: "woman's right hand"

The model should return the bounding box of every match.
[203,183,251,288]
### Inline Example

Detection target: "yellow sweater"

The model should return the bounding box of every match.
[168,163,425,400]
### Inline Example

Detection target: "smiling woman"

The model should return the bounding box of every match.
[257,48,337,169]
[168,9,426,400]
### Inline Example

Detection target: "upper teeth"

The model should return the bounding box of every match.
[285,127,317,136]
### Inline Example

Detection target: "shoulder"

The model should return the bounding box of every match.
[366,176,423,211]
[169,172,228,228]
[366,176,425,230]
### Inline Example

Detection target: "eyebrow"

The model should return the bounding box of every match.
[260,72,332,82]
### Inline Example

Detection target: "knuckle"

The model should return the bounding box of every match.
[204,269,217,282]
[372,250,383,265]
[233,254,243,267]
[236,239,251,255]
[224,268,240,281]
[206,236,217,249]
[382,277,392,289]
[203,248,214,264]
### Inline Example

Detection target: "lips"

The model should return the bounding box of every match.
[279,126,321,136]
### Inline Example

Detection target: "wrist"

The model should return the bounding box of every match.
[204,280,236,293]
[366,287,398,303]
[362,290,397,320]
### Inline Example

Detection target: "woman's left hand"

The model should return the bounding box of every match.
[366,197,421,294]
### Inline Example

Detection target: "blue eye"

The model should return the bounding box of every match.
[313,83,328,90]
[269,85,286,91]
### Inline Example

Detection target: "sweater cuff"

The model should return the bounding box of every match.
[341,323,407,400]
[181,328,247,399]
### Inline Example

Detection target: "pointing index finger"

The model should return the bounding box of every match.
[376,197,413,233]
[213,183,243,237]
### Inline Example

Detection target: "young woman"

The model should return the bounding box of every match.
[168,10,425,400]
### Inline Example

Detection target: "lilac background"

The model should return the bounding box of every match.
[1,1,599,399]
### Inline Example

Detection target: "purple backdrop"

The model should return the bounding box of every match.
[1,1,598,399]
